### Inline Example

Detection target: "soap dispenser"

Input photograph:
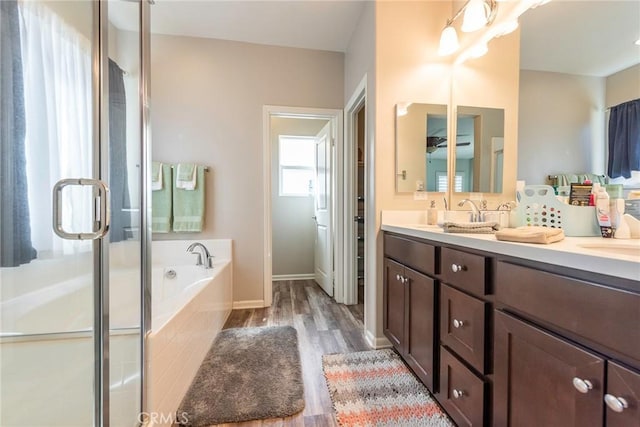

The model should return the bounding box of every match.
[427,200,438,225]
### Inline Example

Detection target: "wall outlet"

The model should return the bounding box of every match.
[413,191,428,200]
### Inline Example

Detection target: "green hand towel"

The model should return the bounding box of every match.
[173,165,205,232]
[152,164,172,233]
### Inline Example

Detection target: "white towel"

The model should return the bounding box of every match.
[176,163,197,190]
[151,161,163,191]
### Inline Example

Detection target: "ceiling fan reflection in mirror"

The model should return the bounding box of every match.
[426,133,471,153]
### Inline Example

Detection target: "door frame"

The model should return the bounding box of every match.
[262,106,343,306]
[342,77,367,305]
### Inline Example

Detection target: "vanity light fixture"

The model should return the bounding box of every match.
[438,0,498,56]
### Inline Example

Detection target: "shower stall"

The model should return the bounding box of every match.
[0,1,151,426]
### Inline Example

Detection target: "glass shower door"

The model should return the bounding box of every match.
[107,1,144,425]
[0,1,144,425]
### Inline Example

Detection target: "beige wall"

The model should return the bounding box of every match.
[518,70,606,184]
[606,63,640,108]
[151,34,344,304]
[270,117,328,276]
[372,0,453,342]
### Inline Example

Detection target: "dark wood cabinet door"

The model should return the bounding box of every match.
[441,284,487,373]
[606,362,640,427]
[440,346,486,427]
[405,267,436,391]
[383,258,406,350]
[494,311,605,427]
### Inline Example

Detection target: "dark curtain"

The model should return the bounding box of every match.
[108,60,131,242]
[608,98,640,179]
[1,1,37,267]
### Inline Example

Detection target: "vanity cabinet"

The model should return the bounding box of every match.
[382,229,640,427]
[383,234,437,391]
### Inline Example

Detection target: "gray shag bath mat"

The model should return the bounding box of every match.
[177,325,304,426]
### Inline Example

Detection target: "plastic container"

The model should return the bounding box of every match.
[514,185,600,236]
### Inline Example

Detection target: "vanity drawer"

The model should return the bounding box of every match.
[441,284,488,373]
[384,234,436,276]
[440,247,487,296]
[496,261,640,363]
[440,346,486,427]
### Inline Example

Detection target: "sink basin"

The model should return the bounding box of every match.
[577,241,640,259]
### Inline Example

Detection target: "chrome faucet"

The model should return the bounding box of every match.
[186,242,214,268]
[458,199,482,222]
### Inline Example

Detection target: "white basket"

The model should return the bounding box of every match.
[514,185,600,236]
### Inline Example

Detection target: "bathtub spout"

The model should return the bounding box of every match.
[186,242,214,268]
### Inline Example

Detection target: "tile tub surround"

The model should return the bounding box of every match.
[381,211,640,282]
[146,239,233,427]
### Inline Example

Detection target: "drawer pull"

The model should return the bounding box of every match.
[453,319,465,328]
[572,377,593,394]
[452,389,465,399]
[604,394,628,413]
[451,264,467,273]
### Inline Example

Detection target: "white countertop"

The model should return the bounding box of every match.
[381,211,640,282]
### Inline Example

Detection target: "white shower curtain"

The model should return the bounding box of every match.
[19,1,93,256]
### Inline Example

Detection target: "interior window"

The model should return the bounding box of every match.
[279,136,315,197]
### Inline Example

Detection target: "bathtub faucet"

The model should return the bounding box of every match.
[186,242,214,269]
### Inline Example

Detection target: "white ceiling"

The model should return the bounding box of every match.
[519,0,640,77]
[110,1,639,75]
[111,0,367,53]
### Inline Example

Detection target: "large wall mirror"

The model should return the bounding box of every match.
[454,106,504,193]
[517,1,639,185]
[395,103,448,193]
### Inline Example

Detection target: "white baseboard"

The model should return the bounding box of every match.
[272,274,315,281]
[232,300,265,309]
[365,329,392,349]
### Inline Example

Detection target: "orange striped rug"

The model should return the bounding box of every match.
[322,349,454,427]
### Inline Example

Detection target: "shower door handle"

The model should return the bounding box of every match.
[52,178,111,240]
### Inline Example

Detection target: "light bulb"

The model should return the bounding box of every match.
[462,0,489,32]
[438,25,460,56]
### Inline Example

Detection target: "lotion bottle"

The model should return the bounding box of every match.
[595,187,613,238]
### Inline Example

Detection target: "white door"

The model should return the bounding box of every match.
[314,122,333,296]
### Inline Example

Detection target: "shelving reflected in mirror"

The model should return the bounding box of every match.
[454,105,504,193]
[395,103,448,193]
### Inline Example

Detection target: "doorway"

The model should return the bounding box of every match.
[263,106,342,306]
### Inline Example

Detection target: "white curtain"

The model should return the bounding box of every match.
[19,1,93,256]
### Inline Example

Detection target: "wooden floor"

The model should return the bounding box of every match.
[215,279,370,427]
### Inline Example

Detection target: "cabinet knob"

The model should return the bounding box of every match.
[451,264,467,273]
[452,389,465,399]
[453,319,465,328]
[604,394,629,413]
[572,377,593,394]
[396,274,401,281]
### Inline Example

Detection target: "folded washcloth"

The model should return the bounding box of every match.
[443,221,500,234]
[151,161,163,191]
[173,165,205,232]
[176,163,197,190]
[495,226,565,244]
[152,163,172,233]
